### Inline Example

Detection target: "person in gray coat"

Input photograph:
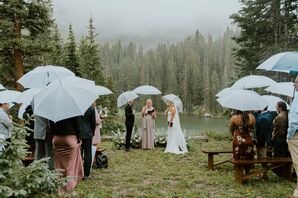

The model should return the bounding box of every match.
[0,103,13,141]
[34,115,54,170]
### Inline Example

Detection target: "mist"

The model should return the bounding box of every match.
[53,0,241,47]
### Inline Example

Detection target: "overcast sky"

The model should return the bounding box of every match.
[53,0,241,47]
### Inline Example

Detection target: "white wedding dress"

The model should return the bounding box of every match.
[165,107,188,154]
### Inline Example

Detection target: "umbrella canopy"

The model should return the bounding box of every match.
[261,95,290,111]
[216,89,268,111]
[0,90,21,103]
[162,94,183,112]
[17,65,75,88]
[256,51,298,73]
[14,88,42,104]
[117,91,139,108]
[95,85,113,96]
[133,85,162,95]
[265,82,295,97]
[231,75,276,89]
[215,87,239,98]
[33,78,98,122]
[0,84,5,90]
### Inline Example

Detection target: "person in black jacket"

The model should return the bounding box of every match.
[79,105,96,179]
[125,100,135,151]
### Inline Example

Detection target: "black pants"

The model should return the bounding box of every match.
[81,138,92,177]
[125,125,133,149]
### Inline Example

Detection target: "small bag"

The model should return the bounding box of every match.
[95,151,108,169]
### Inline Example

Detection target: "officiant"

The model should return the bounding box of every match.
[141,99,156,149]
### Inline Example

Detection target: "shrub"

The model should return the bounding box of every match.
[0,125,65,198]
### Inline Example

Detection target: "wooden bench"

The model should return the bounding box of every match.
[232,157,292,184]
[202,150,233,170]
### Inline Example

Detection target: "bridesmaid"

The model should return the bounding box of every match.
[141,99,157,149]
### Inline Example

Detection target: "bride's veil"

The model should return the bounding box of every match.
[172,104,187,150]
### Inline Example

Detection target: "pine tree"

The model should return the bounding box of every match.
[49,24,64,65]
[64,24,79,75]
[78,17,104,85]
[0,0,53,89]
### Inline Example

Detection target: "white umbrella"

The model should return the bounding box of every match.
[256,51,298,73]
[14,88,42,104]
[162,94,183,112]
[231,75,277,89]
[18,103,29,119]
[17,65,75,88]
[95,85,113,96]
[265,82,296,97]
[0,84,5,90]
[33,78,98,122]
[117,91,139,108]
[0,90,21,103]
[217,89,268,111]
[133,85,162,95]
[261,95,290,111]
[215,87,239,98]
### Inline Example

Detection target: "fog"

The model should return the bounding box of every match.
[53,0,241,47]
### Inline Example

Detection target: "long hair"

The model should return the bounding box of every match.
[277,101,288,113]
[242,111,250,132]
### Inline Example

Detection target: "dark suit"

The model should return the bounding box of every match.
[79,105,96,177]
[125,103,134,149]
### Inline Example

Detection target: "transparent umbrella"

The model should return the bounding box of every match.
[162,94,183,112]
[117,91,139,108]
[133,85,162,95]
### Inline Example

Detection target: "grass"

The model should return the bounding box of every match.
[74,134,296,198]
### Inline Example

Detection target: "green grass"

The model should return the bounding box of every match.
[74,136,295,198]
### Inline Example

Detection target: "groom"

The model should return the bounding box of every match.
[125,99,135,151]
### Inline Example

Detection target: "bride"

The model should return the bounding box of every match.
[165,101,188,154]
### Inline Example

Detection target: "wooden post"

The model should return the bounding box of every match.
[207,153,214,170]
[234,165,244,184]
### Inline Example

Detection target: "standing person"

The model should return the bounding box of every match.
[272,101,290,178]
[79,105,96,180]
[141,99,156,149]
[34,115,54,170]
[0,103,13,141]
[287,76,298,198]
[230,110,255,162]
[50,117,83,192]
[165,101,188,154]
[125,100,135,151]
[23,104,35,157]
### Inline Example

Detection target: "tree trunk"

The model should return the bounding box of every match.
[14,17,24,91]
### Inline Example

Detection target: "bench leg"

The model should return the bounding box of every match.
[234,165,244,184]
[207,154,214,170]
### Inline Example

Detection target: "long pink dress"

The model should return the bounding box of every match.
[142,108,155,149]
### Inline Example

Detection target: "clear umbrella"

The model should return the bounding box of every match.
[17,65,75,88]
[133,85,162,95]
[261,95,290,111]
[256,51,298,73]
[162,94,183,112]
[217,89,268,111]
[231,75,276,89]
[0,90,21,103]
[33,78,98,122]
[95,85,113,96]
[215,87,239,98]
[265,82,296,97]
[117,91,139,108]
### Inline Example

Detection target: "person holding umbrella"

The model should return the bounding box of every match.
[0,103,13,141]
[141,99,156,149]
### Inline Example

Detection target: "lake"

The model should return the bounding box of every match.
[133,114,228,135]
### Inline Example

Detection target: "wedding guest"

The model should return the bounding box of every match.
[125,100,135,151]
[0,103,13,141]
[141,99,156,149]
[23,104,35,157]
[230,110,255,173]
[50,117,83,192]
[272,101,290,178]
[34,115,54,170]
[287,76,298,198]
[79,105,96,180]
